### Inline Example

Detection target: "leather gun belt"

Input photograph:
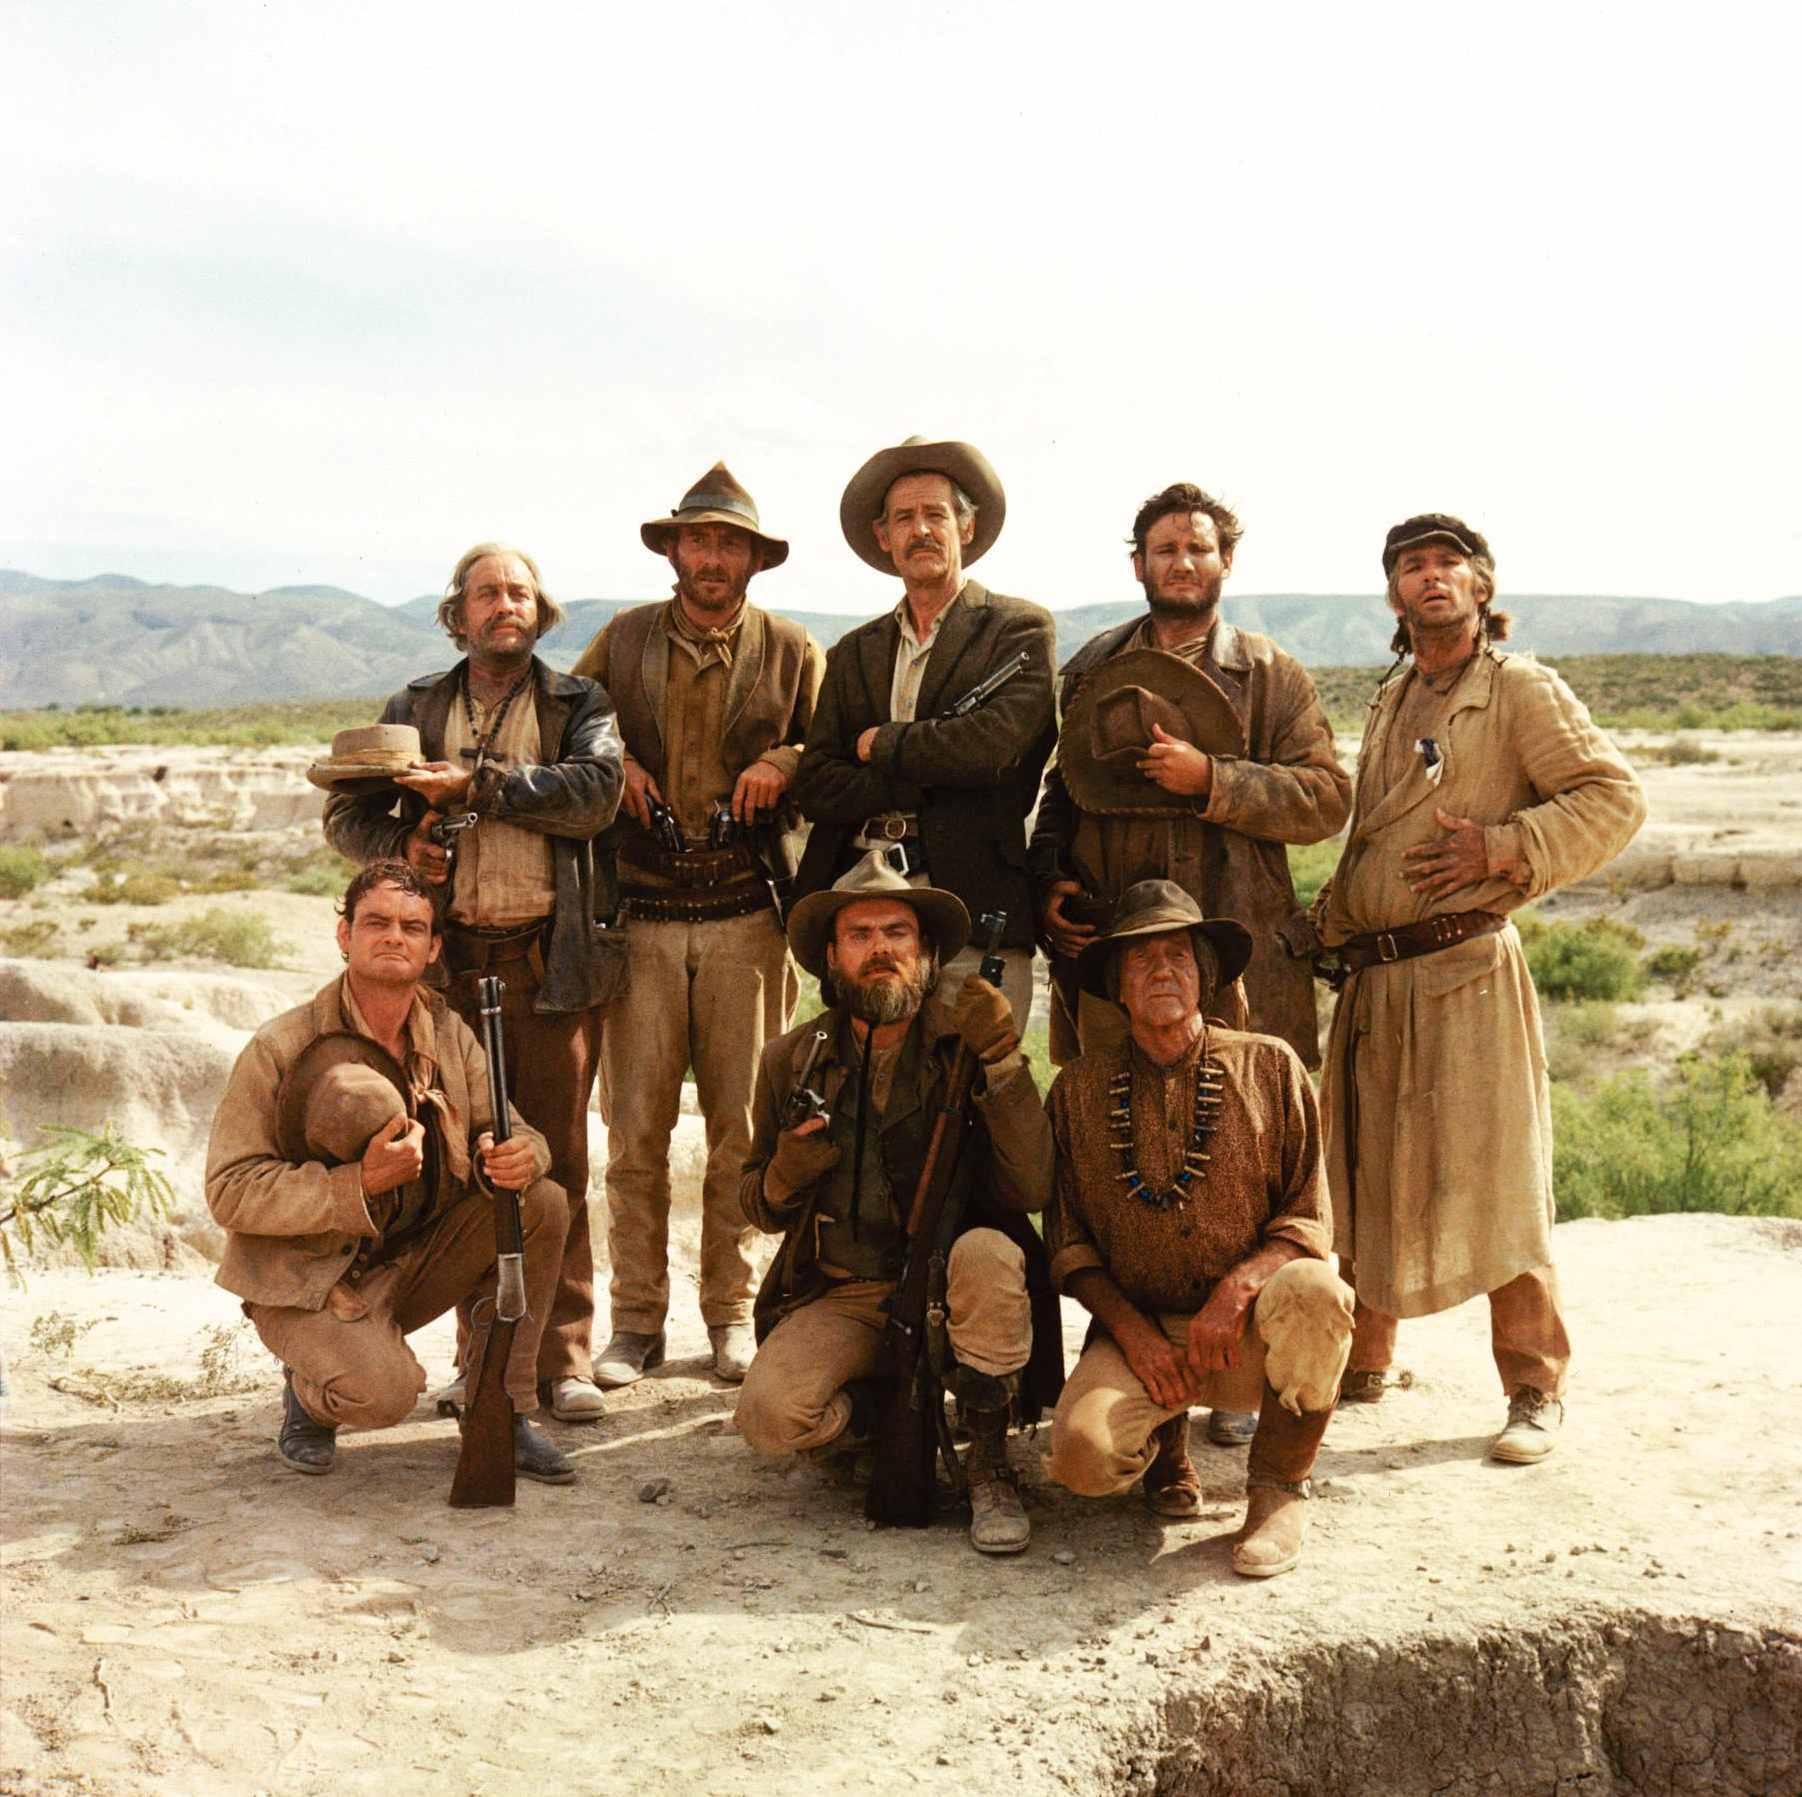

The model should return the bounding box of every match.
[1334,909,1506,977]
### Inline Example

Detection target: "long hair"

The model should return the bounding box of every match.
[1385,562,1513,657]
[435,542,566,651]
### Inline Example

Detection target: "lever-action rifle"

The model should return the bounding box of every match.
[865,910,1008,1528]
[448,974,527,1509]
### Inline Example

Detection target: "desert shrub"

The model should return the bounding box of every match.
[1286,837,1344,911]
[1632,736,1720,767]
[0,920,61,957]
[1645,945,1703,994]
[1516,913,1647,1002]
[1552,1053,1802,1221]
[1,1124,177,1283]
[0,845,51,899]
[283,851,359,897]
[127,906,287,969]
[1706,1005,1802,1101]
[90,872,182,906]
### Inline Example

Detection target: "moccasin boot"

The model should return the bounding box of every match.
[513,1416,576,1485]
[957,1366,1030,1556]
[1143,1413,1203,1518]
[278,1370,337,1475]
[543,1377,607,1423]
[1490,1386,1563,1464]
[708,1323,756,1384]
[593,1330,666,1390]
[1232,1381,1333,1579]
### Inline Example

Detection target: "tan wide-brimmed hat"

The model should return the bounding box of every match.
[305,725,425,794]
[640,461,789,568]
[274,1032,413,1163]
[838,435,1006,573]
[1058,650,1245,817]
[1075,880,1254,1000]
[786,850,970,980]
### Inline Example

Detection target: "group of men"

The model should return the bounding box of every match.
[205,433,1647,1575]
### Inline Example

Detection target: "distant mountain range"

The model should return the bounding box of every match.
[1,570,1796,709]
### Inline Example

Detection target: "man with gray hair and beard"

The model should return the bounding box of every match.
[324,542,625,1424]
[735,854,1064,1555]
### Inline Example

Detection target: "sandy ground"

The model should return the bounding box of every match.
[3,1215,1801,1797]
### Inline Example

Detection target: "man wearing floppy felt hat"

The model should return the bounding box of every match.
[790,436,1056,1030]
[1041,881,1353,1578]
[205,859,574,1485]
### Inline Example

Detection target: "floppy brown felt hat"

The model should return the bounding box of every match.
[1059,649,1246,817]
[1075,880,1254,1000]
[305,725,425,795]
[641,461,789,568]
[274,1033,413,1163]
[786,850,970,981]
[838,435,1006,573]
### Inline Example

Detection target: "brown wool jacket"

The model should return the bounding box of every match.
[205,978,550,1312]
[1029,617,1350,1068]
[740,999,1065,1419]
[791,582,1056,952]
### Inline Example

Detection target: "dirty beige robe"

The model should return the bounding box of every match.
[1316,649,1646,1318]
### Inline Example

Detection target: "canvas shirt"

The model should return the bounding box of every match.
[442,687,557,929]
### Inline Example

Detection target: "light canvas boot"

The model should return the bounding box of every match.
[1233,1380,1334,1579]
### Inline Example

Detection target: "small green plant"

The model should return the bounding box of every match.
[127,906,287,969]
[0,1125,178,1285]
[0,845,52,899]
[1552,1053,1802,1221]
[28,1311,100,1359]
[283,851,359,897]
[1645,944,1704,994]
[0,920,61,957]
[1286,837,1344,911]
[90,872,182,906]
[1516,913,1647,1003]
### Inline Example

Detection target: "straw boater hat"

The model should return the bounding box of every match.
[640,462,789,568]
[1058,651,1246,817]
[305,724,425,795]
[786,850,970,981]
[1381,512,1494,579]
[838,435,1006,574]
[1075,880,1253,1000]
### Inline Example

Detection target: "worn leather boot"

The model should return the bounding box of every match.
[1233,1381,1333,1578]
[513,1416,576,1485]
[593,1330,666,1390]
[1143,1412,1203,1517]
[956,1365,1030,1556]
[278,1369,337,1475]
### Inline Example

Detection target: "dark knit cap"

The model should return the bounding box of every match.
[1382,513,1494,579]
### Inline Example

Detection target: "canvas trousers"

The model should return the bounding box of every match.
[1342,1258,1571,1398]
[735,1229,1031,1456]
[443,940,603,1383]
[248,1178,567,1428]
[1047,1258,1352,1496]
[600,906,798,1334]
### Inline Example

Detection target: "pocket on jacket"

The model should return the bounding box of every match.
[1416,930,1503,998]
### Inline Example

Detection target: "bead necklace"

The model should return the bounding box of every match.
[1108,1045,1225,1211]
[457,666,532,775]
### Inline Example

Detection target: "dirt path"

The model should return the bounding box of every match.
[4,1214,1800,1796]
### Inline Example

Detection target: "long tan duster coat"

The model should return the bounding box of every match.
[1316,649,1646,1318]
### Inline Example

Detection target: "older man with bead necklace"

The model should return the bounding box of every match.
[1042,881,1353,1577]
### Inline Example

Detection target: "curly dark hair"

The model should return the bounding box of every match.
[1126,483,1243,561]
[338,858,444,932]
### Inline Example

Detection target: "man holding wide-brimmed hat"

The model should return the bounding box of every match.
[735,853,1064,1555]
[1030,482,1350,1077]
[205,860,575,1485]
[1309,515,1645,1464]
[322,543,624,1425]
[568,464,825,1388]
[791,436,1056,1028]
[1042,881,1353,1578]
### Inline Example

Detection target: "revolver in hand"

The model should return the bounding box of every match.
[779,1028,832,1132]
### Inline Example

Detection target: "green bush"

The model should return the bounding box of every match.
[127,907,288,969]
[1645,945,1703,992]
[0,845,51,899]
[282,852,359,897]
[1286,837,1343,911]
[1553,1053,1802,1221]
[0,920,61,958]
[1706,1005,1802,1101]
[90,872,182,906]
[1517,914,1647,1003]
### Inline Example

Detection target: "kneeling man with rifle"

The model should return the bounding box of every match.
[1044,883,1353,1577]
[205,861,575,1488]
[735,853,1063,1554]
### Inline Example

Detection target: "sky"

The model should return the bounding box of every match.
[4,1,1799,615]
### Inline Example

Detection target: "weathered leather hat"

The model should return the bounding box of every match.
[274,1032,412,1163]
[1076,880,1254,999]
[641,461,789,568]
[1058,649,1245,816]
[1381,513,1494,578]
[839,435,1005,573]
[787,850,970,980]
[305,725,425,794]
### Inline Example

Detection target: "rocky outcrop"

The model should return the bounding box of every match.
[0,747,324,838]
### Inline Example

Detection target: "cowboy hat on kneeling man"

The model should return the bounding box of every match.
[1043,881,1353,1576]
[735,852,1064,1554]
[205,860,575,1485]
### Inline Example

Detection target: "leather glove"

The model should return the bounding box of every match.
[764,1126,841,1207]
[953,972,1018,1065]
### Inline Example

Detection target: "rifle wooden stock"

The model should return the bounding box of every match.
[448,974,522,1510]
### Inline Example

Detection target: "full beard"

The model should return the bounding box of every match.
[844,952,938,1025]
[1142,573,1223,623]
[675,570,751,622]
